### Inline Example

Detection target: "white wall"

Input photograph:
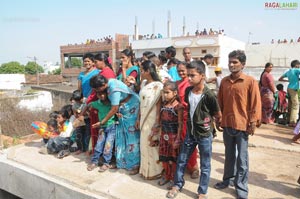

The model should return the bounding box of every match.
[0,74,25,90]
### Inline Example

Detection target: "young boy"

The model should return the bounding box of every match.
[83,89,116,172]
[166,60,222,199]
[273,84,288,124]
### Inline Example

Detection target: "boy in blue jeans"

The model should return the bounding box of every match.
[83,89,116,172]
[166,60,222,199]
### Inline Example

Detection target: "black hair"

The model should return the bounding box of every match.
[291,60,300,68]
[59,105,72,119]
[90,75,108,88]
[72,90,83,102]
[163,80,181,103]
[47,118,58,131]
[83,53,95,62]
[165,46,176,57]
[141,60,161,82]
[94,53,112,69]
[142,51,156,60]
[186,60,206,74]
[158,51,168,64]
[177,61,187,68]
[121,49,134,65]
[204,54,213,59]
[276,83,284,91]
[49,111,59,119]
[228,50,246,64]
[168,58,179,66]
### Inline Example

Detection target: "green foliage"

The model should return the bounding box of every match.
[0,61,25,74]
[50,68,61,75]
[24,61,44,74]
[65,57,82,68]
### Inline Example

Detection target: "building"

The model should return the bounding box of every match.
[60,34,129,83]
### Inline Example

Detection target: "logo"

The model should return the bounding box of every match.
[264,2,298,10]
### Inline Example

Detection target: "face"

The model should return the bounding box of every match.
[140,68,150,80]
[228,57,245,74]
[96,91,108,101]
[163,86,177,102]
[183,49,191,61]
[47,125,55,132]
[120,53,131,67]
[56,114,65,124]
[177,64,188,79]
[94,59,105,70]
[83,58,94,70]
[187,68,205,86]
[265,64,273,73]
[205,58,213,65]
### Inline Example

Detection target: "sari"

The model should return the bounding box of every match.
[139,81,163,179]
[260,72,275,124]
[107,79,140,170]
[117,65,141,85]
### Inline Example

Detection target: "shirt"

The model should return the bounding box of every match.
[90,100,115,127]
[218,73,261,131]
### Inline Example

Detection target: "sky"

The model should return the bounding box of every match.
[0,0,299,65]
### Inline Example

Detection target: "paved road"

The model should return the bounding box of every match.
[3,123,300,199]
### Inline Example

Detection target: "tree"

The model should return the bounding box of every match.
[49,68,61,75]
[0,61,25,74]
[65,57,82,68]
[24,61,44,74]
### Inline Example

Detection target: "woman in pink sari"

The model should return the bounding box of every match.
[259,62,276,124]
[176,61,199,179]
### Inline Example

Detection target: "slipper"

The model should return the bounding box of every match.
[166,187,180,198]
[87,163,97,171]
[98,164,110,172]
[158,177,170,186]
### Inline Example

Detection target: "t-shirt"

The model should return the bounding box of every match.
[189,92,203,119]
[90,100,115,127]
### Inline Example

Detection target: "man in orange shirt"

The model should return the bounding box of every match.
[214,50,261,199]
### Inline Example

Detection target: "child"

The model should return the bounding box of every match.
[167,61,222,199]
[39,105,74,159]
[43,118,59,144]
[273,84,288,124]
[70,90,89,155]
[156,81,183,188]
[84,90,116,172]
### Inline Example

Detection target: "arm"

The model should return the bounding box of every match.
[99,105,119,125]
[278,75,288,82]
[78,80,82,92]
[247,80,262,135]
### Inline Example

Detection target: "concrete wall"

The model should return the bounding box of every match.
[0,74,25,90]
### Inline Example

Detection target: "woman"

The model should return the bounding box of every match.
[77,53,99,153]
[176,61,199,179]
[117,49,140,91]
[135,60,163,180]
[86,53,116,151]
[259,62,276,124]
[89,75,140,175]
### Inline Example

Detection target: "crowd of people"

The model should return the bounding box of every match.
[195,28,225,36]
[37,45,300,199]
[271,37,300,44]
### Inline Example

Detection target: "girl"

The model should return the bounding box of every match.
[157,81,183,188]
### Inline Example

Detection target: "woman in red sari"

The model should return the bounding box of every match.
[259,62,276,124]
[86,53,116,151]
[176,61,199,179]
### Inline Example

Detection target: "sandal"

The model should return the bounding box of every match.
[87,163,97,171]
[166,187,180,198]
[128,167,139,175]
[98,164,110,172]
[158,177,170,186]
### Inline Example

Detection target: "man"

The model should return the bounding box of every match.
[182,47,193,63]
[215,50,261,199]
[202,54,213,78]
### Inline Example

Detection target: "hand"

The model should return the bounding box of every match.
[246,122,256,135]
[125,76,136,86]
[135,120,140,130]
[92,122,101,128]
[216,121,223,132]
[172,136,181,149]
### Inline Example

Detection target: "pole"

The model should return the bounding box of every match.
[34,56,39,85]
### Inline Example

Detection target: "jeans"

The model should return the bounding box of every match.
[174,133,212,195]
[223,127,249,198]
[91,124,116,165]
